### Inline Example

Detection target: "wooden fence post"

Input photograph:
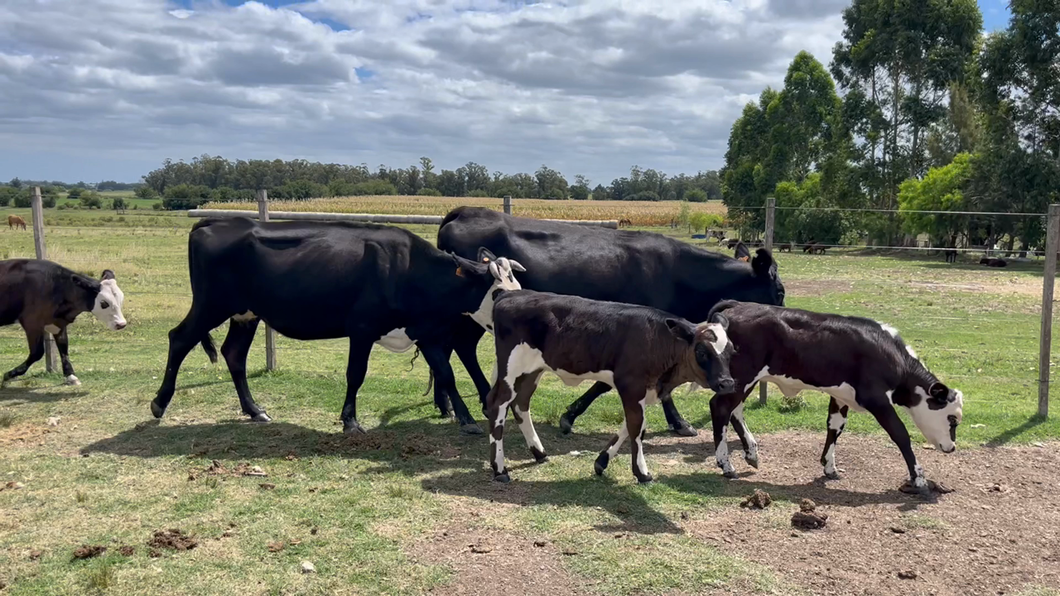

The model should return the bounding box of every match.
[503,195,512,215]
[31,187,58,373]
[759,197,776,405]
[257,190,277,372]
[1038,203,1060,418]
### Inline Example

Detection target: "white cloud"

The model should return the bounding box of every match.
[0,0,846,184]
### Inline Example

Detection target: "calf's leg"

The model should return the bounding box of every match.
[625,390,653,483]
[709,393,741,478]
[2,327,45,386]
[486,375,521,483]
[451,318,491,407]
[660,394,697,436]
[340,339,375,434]
[421,344,482,435]
[728,400,758,468]
[819,398,849,479]
[509,372,546,463]
[52,327,81,386]
[220,318,270,422]
[868,401,928,492]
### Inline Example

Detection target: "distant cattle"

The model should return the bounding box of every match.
[485,290,735,483]
[980,256,1007,267]
[700,301,962,493]
[0,259,127,386]
[802,241,827,255]
[944,248,958,263]
[150,217,523,435]
[778,242,793,253]
[8,215,26,230]
[437,207,784,438]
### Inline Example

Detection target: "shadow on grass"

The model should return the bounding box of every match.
[982,414,1048,447]
[0,382,89,404]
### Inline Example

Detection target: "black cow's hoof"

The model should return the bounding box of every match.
[824,470,840,481]
[150,400,166,419]
[493,471,511,483]
[636,473,654,484]
[531,447,548,464]
[343,421,367,435]
[558,415,574,435]
[745,455,759,469]
[670,422,698,437]
[594,453,609,476]
[250,412,272,423]
[460,423,484,436]
[722,469,738,479]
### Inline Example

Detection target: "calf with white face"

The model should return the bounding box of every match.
[485,291,735,483]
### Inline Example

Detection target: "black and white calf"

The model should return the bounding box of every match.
[0,259,127,386]
[703,301,963,492]
[152,217,523,434]
[485,290,735,483]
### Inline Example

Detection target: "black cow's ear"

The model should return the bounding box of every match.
[928,382,951,403]
[751,248,774,276]
[477,247,498,264]
[665,318,696,344]
[101,269,115,281]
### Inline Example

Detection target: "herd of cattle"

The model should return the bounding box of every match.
[1,206,962,495]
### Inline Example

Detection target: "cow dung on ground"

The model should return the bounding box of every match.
[791,499,828,530]
[740,489,772,509]
[147,529,198,552]
[72,545,106,560]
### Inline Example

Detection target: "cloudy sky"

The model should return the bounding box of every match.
[0,0,1012,185]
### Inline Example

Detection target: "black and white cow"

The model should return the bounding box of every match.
[702,301,963,493]
[151,217,523,435]
[0,259,127,386]
[436,206,784,438]
[485,290,735,484]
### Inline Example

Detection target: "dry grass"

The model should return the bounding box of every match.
[204,196,726,227]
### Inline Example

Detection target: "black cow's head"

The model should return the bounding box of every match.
[745,248,785,306]
[666,312,735,394]
[454,247,525,332]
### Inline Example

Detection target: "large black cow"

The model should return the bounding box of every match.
[702,301,963,493]
[151,217,523,434]
[436,206,785,437]
[485,290,735,484]
[1,259,127,386]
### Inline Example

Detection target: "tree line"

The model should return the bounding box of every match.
[722,0,1059,251]
[135,156,722,209]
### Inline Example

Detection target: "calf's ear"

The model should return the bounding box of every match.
[101,269,115,281]
[665,319,697,344]
[709,312,730,330]
[508,259,526,272]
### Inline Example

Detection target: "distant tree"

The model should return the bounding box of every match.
[685,188,708,203]
[135,186,158,200]
[66,188,83,200]
[80,191,103,209]
[9,177,21,189]
[535,165,569,199]
[569,174,590,200]
[112,196,128,213]
[417,187,442,196]
[0,186,15,206]
[899,153,973,245]
[590,184,609,201]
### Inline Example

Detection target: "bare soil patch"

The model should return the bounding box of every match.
[676,431,1060,596]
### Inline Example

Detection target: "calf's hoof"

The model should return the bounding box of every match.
[493,471,511,483]
[150,399,166,419]
[531,447,548,464]
[250,412,272,423]
[824,470,840,481]
[459,423,484,436]
[635,473,654,485]
[558,414,575,435]
[722,469,738,479]
[343,421,367,435]
[594,453,610,476]
[670,422,698,437]
[744,455,759,469]
[64,375,81,387]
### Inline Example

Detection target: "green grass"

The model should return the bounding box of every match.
[1,208,1059,594]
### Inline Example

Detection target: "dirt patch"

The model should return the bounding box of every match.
[147,529,198,552]
[188,460,267,481]
[72,545,106,560]
[409,521,588,596]
[678,431,1060,596]
[0,423,53,445]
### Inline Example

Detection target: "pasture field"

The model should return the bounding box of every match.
[207,196,727,227]
[2,205,1060,596]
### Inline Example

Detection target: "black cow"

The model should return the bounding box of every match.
[702,301,963,493]
[436,206,784,438]
[1,259,127,386]
[485,290,735,483]
[151,217,523,435]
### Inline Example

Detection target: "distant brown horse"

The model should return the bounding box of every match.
[7,215,26,230]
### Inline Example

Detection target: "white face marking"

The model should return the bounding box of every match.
[748,367,862,412]
[466,257,523,331]
[375,328,416,353]
[906,386,963,451]
[232,311,257,323]
[44,324,61,335]
[705,323,730,355]
[92,279,127,331]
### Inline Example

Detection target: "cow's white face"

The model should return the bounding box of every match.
[906,383,963,453]
[92,277,127,331]
[468,256,524,332]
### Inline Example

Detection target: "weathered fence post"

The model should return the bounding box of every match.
[1038,204,1060,418]
[257,190,277,372]
[759,197,776,405]
[503,195,512,215]
[31,187,58,373]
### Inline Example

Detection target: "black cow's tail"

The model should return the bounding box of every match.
[407,347,434,396]
[201,333,218,364]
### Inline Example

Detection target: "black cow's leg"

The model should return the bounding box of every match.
[709,394,740,478]
[153,305,229,419]
[727,398,759,469]
[660,393,697,437]
[819,398,849,480]
[220,318,270,423]
[509,371,547,463]
[340,339,374,434]
[53,327,81,386]
[868,402,928,492]
[559,381,612,434]
[421,344,482,435]
[452,318,490,408]
[2,327,45,386]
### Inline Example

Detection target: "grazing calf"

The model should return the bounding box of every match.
[152,217,523,435]
[485,290,735,483]
[8,215,27,231]
[702,301,963,493]
[618,219,632,228]
[1,259,127,386]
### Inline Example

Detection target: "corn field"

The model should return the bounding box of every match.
[206,195,727,227]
